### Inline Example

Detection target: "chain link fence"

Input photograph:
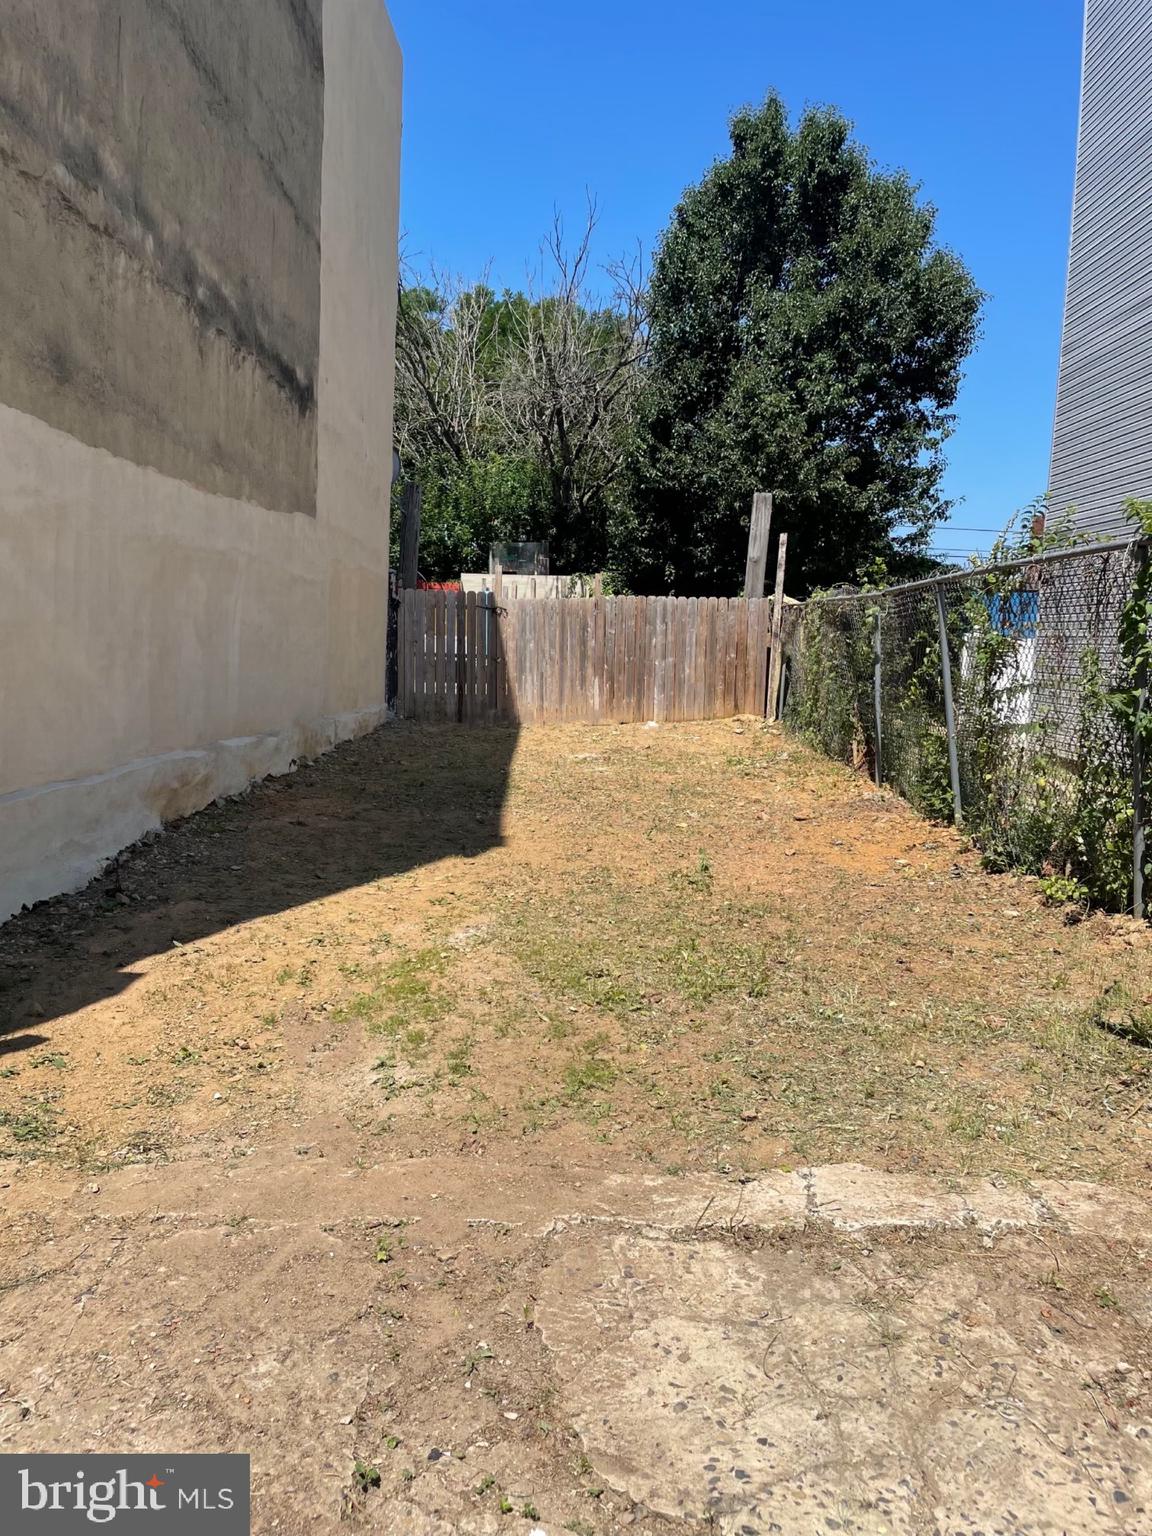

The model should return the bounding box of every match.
[783,538,1149,915]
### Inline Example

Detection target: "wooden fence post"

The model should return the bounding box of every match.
[455,590,467,723]
[398,482,422,590]
[767,533,789,719]
[744,492,773,600]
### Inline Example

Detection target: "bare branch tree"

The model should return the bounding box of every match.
[494,204,648,561]
[393,259,499,473]
[393,206,648,570]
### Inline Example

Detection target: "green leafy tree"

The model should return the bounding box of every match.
[392,276,547,579]
[393,212,646,580]
[623,94,982,596]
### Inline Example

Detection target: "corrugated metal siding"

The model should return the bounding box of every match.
[1050,0,1152,539]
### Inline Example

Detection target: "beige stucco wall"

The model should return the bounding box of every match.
[0,0,402,920]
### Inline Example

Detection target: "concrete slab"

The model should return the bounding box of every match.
[537,1230,1152,1534]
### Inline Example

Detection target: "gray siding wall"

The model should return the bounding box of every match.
[1050,0,1152,539]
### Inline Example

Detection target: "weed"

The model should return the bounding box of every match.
[520,1502,540,1520]
[474,1474,496,1496]
[31,1052,71,1072]
[351,1462,380,1494]
[562,1054,617,1099]
[276,964,316,989]
[1094,1286,1120,1310]
[1038,875,1090,909]
[446,1038,475,1082]
[678,852,713,892]
[499,1496,514,1514]
[1085,984,1152,1049]
[464,1345,494,1376]
[947,1104,988,1143]
[0,1103,58,1144]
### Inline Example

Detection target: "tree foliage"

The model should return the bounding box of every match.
[393,215,646,579]
[622,94,982,596]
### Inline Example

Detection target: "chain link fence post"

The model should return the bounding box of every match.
[1133,543,1149,921]
[872,605,883,789]
[934,584,963,826]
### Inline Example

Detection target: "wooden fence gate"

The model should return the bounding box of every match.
[397,591,781,725]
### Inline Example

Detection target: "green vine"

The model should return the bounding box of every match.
[789,498,1152,915]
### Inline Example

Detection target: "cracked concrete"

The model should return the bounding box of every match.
[537,1226,1152,1534]
[1,1154,1150,1533]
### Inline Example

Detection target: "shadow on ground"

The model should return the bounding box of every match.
[0,722,518,1042]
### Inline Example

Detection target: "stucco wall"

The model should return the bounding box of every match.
[0,0,325,516]
[0,0,402,920]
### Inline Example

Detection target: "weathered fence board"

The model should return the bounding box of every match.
[397,592,782,725]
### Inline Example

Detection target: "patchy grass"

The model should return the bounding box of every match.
[1,719,1149,1183]
[337,948,450,1039]
[347,722,1152,1185]
[0,1099,59,1149]
[1084,982,1152,1049]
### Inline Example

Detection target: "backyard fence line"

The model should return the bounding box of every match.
[783,537,1151,918]
[397,590,792,727]
[812,534,1141,603]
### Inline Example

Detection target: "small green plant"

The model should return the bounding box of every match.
[464,1344,494,1376]
[1038,874,1090,908]
[1094,1286,1120,1310]
[520,1502,540,1521]
[352,1461,381,1494]
[0,1103,58,1143]
[375,1235,400,1264]
[31,1052,71,1071]
[445,1037,474,1082]
[947,1104,987,1143]
[499,1495,514,1514]
[562,1053,617,1098]
[474,1474,496,1496]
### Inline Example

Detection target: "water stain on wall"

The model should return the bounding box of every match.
[0,0,324,515]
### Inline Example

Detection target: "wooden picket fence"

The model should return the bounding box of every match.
[397,590,779,725]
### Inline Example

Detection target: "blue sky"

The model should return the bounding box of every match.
[386,0,1085,559]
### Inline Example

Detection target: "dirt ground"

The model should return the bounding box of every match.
[1,720,1150,1533]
